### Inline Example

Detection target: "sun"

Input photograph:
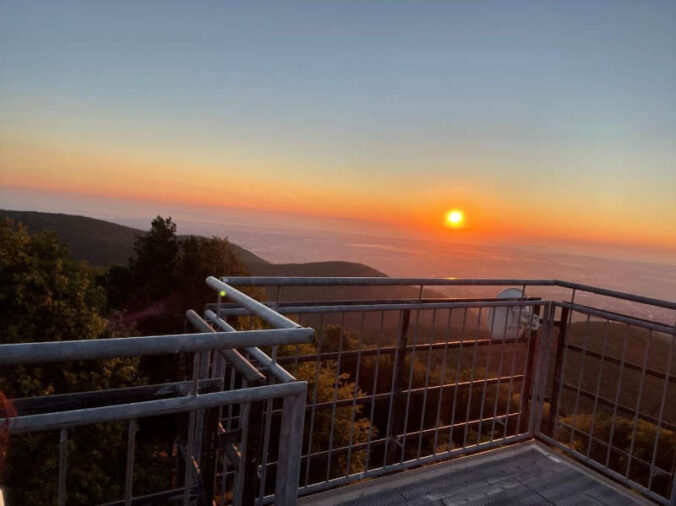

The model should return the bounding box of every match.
[445,209,464,228]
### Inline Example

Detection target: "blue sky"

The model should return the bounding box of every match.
[1,1,675,253]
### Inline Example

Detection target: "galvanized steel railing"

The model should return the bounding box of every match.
[1,276,674,505]
[216,276,675,505]
[0,280,312,506]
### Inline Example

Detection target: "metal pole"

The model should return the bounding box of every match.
[5,383,307,434]
[0,327,315,366]
[519,305,540,435]
[125,419,138,505]
[275,387,307,505]
[58,428,68,506]
[547,306,569,437]
[206,277,300,330]
[530,302,555,436]
[388,309,410,465]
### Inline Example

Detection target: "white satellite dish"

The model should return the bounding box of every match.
[487,288,540,340]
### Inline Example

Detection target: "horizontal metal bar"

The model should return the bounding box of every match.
[276,337,529,365]
[552,419,671,476]
[205,295,542,312]
[99,487,193,506]
[221,276,676,311]
[185,310,265,384]
[0,327,314,366]
[3,381,307,434]
[564,344,676,385]
[222,276,557,287]
[204,309,296,383]
[299,412,523,464]
[537,433,671,505]
[306,376,524,411]
[5,379,222,416]
[556,301,675,333]
[206,276,300,329]
[220,377,525,429]
[218,299,545,317]
[554,280,676,311]
[559,383,676,432]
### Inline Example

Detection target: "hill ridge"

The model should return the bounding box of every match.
[0,209,387,278]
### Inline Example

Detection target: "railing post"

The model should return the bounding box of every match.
[529,302,555,436]
[200,404,220,503]
[58,428,68,506]
[519,305,541,435]
[275,385,307,505]
[241,400,265,506]
[547,306,569,437]
[125,419,138,506]
[388,309,410,465]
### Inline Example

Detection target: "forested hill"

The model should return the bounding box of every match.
[0,209,386,278]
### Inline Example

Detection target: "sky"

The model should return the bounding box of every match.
[1,1,675,261]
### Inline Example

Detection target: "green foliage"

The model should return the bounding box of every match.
[0,219,141,397]
[132,216,179,304]
[282,340,376,480]
[101,216,249,332]
[0,219,142,505]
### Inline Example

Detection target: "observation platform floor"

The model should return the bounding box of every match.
[299,441,651,506]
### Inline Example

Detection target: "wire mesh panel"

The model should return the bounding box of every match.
[215,289,545,499]
[3,276,674,505]
[219,276,676,505]
[542,303,676,505]
[0,282,311,506]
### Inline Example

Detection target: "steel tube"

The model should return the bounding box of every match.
[221,276,676,310]
[0,327,314,366]
[206,295,543,313]
[58,428,67,506]
[185,310,266,384]
[206,276,299,329]
[124,419,138,505]
[564,343,676,384]
[217,299,545,317]
[4,382,306,434]
[557,301,674,333]
[223,276,557,287]
[7,378,222,416]
[274,337,529,366]
[204,310,296,383]
[275,388,307,505]
[554,280,676,311]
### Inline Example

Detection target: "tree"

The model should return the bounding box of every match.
[0,219,142,505]
[102,217,250,335]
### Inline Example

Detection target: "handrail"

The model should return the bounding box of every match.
[222,276,556,287]
[0,327,314,366]
[221,276,676,311]
[1,380,306,433]
[206,276,301,329]
[204,309,296,383]
[185,310,266,384]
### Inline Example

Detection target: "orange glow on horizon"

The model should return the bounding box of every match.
[1,134,675,254]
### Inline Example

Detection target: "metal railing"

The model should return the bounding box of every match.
[1,276,675,505]
[215,276,675,505]
[0,281,312,506]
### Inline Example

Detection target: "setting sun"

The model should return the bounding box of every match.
[446,209,464,228]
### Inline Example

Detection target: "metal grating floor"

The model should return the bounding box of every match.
[299,442,650,506]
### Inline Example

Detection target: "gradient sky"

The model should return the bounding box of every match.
[1,1,675,256]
